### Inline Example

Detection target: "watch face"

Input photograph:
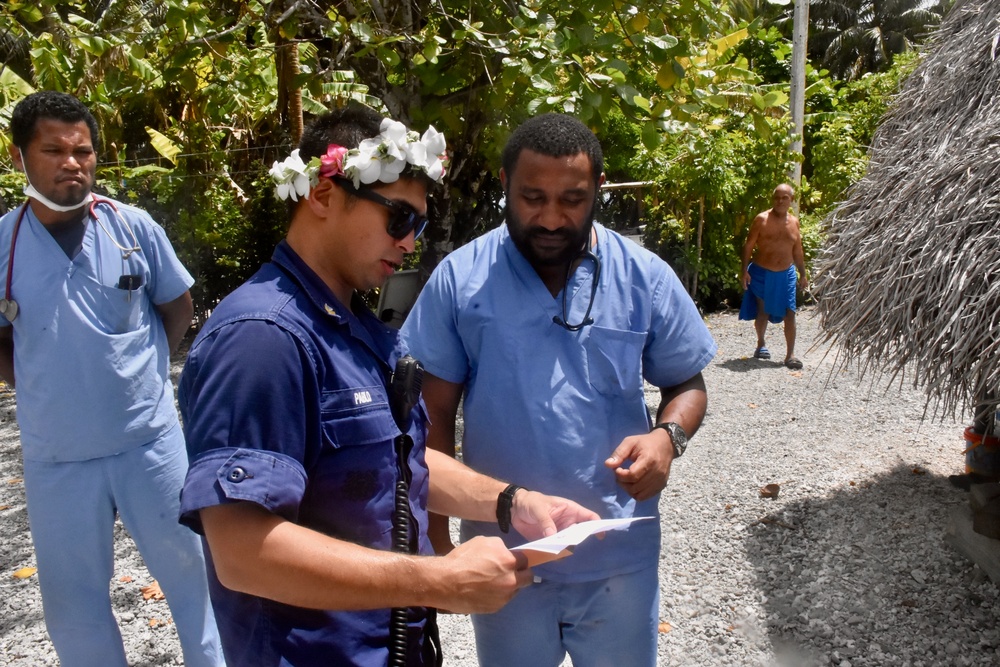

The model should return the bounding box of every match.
[667,422,687,456]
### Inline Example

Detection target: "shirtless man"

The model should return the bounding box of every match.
[739,183,808,369]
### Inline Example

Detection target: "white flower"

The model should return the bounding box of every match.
[420,126,447,159]
[269,149,312,201]
[379,119,410,151]
[424,157,445,183]
[347,141,385,186]
[405,141,429,168]
[271,120,450,199]
[381,156,407,182]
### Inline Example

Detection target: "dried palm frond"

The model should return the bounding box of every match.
[813,0,1000,425]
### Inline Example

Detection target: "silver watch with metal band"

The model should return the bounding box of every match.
[652,422,687,458]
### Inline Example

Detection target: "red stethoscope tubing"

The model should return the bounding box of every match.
[3,197,138,315]
[3,202,29,310]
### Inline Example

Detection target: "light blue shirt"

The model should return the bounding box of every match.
[402,222,716,582]
[0,199,194,462]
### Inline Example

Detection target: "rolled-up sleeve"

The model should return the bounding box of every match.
[180,447,308,533]
[178,318,321,533]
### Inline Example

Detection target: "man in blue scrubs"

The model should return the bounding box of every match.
[401,113,717,666]
[0,92,224,666]
[178,105,599,666]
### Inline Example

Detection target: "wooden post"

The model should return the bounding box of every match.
[789,0,809,207]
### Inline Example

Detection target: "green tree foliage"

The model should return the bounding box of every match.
[633,115,795,310]
[303,0,786,277]
[797,49,918,261]
[0,0,788,317]
[0,0,376,314]
[3,0,921,318]
[808,0,947,80]
[629,24,916,310]
[755,0,950,81]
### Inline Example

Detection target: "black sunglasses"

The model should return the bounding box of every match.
[332,177,428,240]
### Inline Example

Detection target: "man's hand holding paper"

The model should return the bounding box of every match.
[512,517,654,567]
[509,489,601,541]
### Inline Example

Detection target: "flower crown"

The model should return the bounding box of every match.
[269,118,448,201]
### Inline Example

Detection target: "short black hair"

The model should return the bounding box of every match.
[10,91,100,153]
[501,113,603,184]
[298,104,384,162]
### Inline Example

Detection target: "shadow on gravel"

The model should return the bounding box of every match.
[744,463,1000,666]
[133,657,182,667]
[716,357,787,373]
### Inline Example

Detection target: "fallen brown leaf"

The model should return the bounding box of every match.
[7,478,22,485]
[912,467,927,475]
[658,621,672,634]
[759,483,780,499]
[141,580,165,601]
[119,575,133,583]
[789,371,803,378]
[748,403,758,409]
[13,567,37,579]
[0,505,10,511]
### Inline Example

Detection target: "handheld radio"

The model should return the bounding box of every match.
[390,354,423,433]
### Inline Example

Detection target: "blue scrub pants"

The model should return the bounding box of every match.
[471,565,660,667]
[22,424,225,667]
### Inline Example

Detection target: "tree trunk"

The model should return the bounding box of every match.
[275,37,303,142]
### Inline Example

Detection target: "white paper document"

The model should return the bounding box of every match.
[511,517,653,566]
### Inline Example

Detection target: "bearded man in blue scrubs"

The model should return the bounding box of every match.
[0,91,225,666]
[402,113,717,667]
[177,104,599,666]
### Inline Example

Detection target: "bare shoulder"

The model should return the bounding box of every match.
[749,210,768,230]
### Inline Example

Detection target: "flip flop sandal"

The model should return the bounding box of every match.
[754,347,771,360]
[785,358,803,370]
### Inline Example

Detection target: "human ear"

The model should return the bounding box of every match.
[9,146,24,173]
[305,178,335,218]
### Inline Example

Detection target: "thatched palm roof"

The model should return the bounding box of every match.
[813,0,1000,422]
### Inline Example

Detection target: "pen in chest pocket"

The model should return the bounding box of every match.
[117,274,143,302]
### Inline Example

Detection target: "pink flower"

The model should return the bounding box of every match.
[318,144,349,179]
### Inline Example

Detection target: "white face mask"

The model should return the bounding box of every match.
[23,177,92,213]
[18,149,93,213]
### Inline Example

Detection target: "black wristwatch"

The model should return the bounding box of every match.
[496,484,524,534]
[652,422,688,459]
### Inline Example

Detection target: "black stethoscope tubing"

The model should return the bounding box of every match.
[552,226,601,331]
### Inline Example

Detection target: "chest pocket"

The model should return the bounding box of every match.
[320,384,398,448]
[87,276,145,334]
[585,325,646,397]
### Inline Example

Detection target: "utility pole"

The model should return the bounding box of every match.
[789,0,809,198]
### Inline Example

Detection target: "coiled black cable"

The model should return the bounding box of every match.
[388,356,441,666]
[389,433,415,667]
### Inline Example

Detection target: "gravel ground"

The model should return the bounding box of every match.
[2,305,999,666]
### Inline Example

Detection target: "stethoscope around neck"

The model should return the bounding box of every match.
[0,197,141,322]
[552,225,601,332]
